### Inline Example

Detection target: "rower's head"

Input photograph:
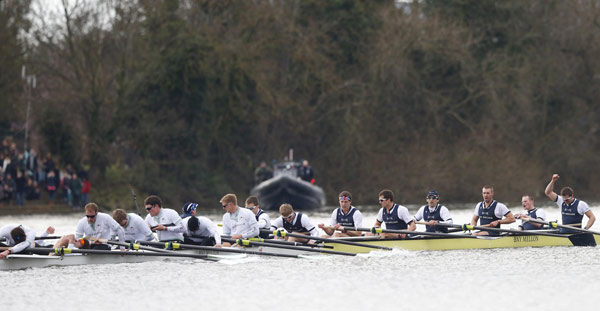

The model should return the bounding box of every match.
[560,187,574,204]
[338,191,352,210]
[482,185,494,203]
[280,204,294,222]
[144,195,162,217]
[113,209,128,227]
[521,195,534,210]
[187,216,200,232]
[378,189,394,208]
[220,193,238,214]
[245,196,260,215]
[10,226,26,244]
[85,203,99,224]
[182,202,199,218]
[75,238,91,249]
[426,190,439,207]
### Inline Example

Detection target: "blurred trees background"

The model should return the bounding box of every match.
[2,0,599,208]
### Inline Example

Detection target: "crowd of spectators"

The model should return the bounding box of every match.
[0,136,91,208]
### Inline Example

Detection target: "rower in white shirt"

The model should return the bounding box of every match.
[414,190,453,233]
[180,202,222,247]
[73,203,127,250]
[0,224,54,259]
[244,196,271,238]
[144,195,185,242]
[112,209,155,242]
[271,203,319,244]
[220,193,259,247]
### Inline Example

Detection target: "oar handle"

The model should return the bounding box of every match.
[341,226,477,239]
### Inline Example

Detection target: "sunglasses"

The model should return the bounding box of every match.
[283,214,294,220]
[145,205,154,211]
[378,198,387,203]
[426,196,439,200]
[85,214,97,218]
[222,202,230,209]
[246,205,256,210]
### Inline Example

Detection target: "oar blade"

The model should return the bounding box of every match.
[568,233,597,247]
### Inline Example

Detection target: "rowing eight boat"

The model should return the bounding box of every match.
[323,233,600,253]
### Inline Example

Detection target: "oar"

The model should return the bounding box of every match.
[263,229,392,250]
[526,218,600,235]
[340,226,479,239]
[189,234,334,249]
[34,236,62,240]
[435,223,570,238]
[135,240,308,259]
[222,237,356,256]
[24,247,215,261]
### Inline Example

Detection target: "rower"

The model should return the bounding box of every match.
[245,196,271,239]
[221,193,259,246]
[414,190,453,233]
[370,189,415,238]
[470,185,515,236]
[180,202,222,247]
[71,202,127,249]
[271,203,319,244]
[144,195,185,242]
[112,209,155,242]
[0,224,54,259]
[515,195,546,230]
[318,191,363,237]
[544,174,596,232]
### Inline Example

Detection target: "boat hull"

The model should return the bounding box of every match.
[324,234,600,253]
[250,175,326,210]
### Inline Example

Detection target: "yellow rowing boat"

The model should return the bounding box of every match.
[324,234,600,253]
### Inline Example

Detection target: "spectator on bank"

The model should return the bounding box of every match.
[60,169,72,205]
[15,170,26,206]
[3,173,15,203]
[0,174,4,203]
[25,178,41,200]
[81,176,91,206]
[71,173,82,209]
[25,149,38,182]
[43,153,55,177]
[46,170,58,205]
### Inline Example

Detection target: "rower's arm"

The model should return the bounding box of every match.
[319,225,336,236]
[470,215,479,226]
[544,174,559,201]
[584,210,596,230]
[407,220,416,232]
[501,212,515,225]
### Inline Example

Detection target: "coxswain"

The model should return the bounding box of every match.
[371,189,416,238]
[318,191,363,237]
[112,209,155,242]
[413,190,453,233]
[180,202,222,247]
[470,185,515,236]
[271,203,319,244]
[245,196,271,238]
[221,193,260,246]
[144,195,185,242]
[544,174,596,232]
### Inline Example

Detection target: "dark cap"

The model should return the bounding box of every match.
[426,190,439,199]
[187,216,199,232]
[182,202,198,218]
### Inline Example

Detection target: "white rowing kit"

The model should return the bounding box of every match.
[75,212,126,242]
[145,208,185,241]
[222,207,260,238]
